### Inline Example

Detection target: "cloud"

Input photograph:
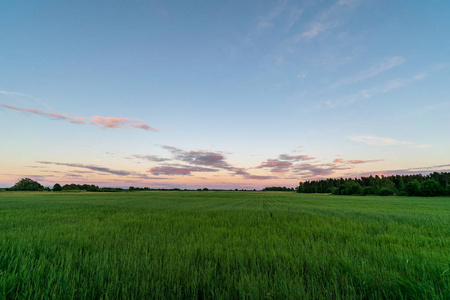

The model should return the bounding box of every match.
[246,1,304,46]
[318,70,434,109]
[348,135,431,148]
[255,153,316,174]
[278,154,315,161]
[132,154,170,162]
[295,0,363,41]
[65,173,84,178]
[334,158,384,164]
[255,159,293,173]
[36,161,166,179]
[163,146,230,169]
[380,73,427,93]
[90,116,155,130]
[299,22,335,39]
[332,56,405,88]
[1,104,157,131]
[148,165,218,176]
[348,164,450,177]
[242,174,277,180]
[161,145,276,180]
[292,162,352,179]
[0,90,39,99]
[286,5,304,30]
[285,153,383,179]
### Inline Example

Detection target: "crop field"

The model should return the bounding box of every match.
[0,191,449,299]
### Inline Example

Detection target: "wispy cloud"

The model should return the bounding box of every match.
[332,56,405,88]
[1,104,157,131]
[255,151,384,179]
[318,70,434,109]
[163,146,230,169]
[246,1,305,45]
[348,135,431,148]
[255,159,293,173]
[278,154,315,161]
[255,153,315,173]
[0,90,39,99]
[148,165,218,176]
[292,162,352,179]
[36,161,166,179]
[132,154,170,162]
[90,116,155,130]
[295,0,363,41]
[298,22,336,39]
[161,145,276,180]
[256,2,286,30]
[334,158,384,165]
[347,164,450,177]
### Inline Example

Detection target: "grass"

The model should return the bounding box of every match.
[0,191,449,299]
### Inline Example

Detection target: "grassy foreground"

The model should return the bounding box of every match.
[0,191,449,299]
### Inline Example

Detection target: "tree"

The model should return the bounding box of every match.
[87,185,99,192]
[10,178,43,191]
[420,179,442,197]
[344,181,363,195]
[362,186,376,196]
[53,183,62,191]
[405,180,421,196]
[378,188,395,196]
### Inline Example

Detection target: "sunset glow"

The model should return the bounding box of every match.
[1,1,449,189]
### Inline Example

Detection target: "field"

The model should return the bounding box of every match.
[0,191,449,299]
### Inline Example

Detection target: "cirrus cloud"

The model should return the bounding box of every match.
[36,161,166,179]
[348,135,431,148]
[1,104,157,131]
[148,165,218,176]
[160,145,276,180]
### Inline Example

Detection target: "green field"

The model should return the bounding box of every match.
[0,191,449,299]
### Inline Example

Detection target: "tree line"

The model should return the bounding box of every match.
[297,172,450,197]
[5,179,126,192]
[5,179,235,192]
[263,187,296,191]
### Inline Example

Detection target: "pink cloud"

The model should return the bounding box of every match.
[89,116,156,130]
[292,162,352,179]
[1,104,157,131]
[279,154,315,161]
[255,153,315,174]
[37,161,166,179]
[148,165,218,176]
[255,159,293,173]
[161,145,277,180]
[334,158,384,165]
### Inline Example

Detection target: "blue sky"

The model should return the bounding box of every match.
[1,0,449,189]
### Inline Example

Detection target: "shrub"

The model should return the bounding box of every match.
[405,180,421,196]
[378,188,395,196]
[361,186,376,196]
[331,187,340,195]
[9,178,43,191]
[346,182,363,195]
[420,179,442,197]
[397,190,407,196]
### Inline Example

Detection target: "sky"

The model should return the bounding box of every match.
[1,0,449,189]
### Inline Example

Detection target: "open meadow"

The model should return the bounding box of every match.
[0,191,449,299]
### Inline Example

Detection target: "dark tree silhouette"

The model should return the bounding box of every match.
[9,178,43,191]
[298,172,449,197]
